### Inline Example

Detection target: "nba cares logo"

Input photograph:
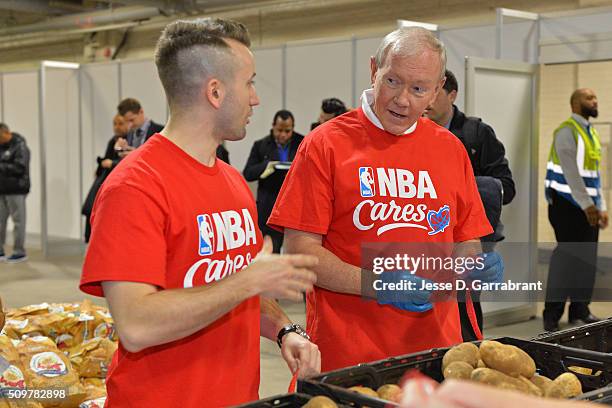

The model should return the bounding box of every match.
[427,205,451,235]
[197,214,215,255]
[359,167,376,197]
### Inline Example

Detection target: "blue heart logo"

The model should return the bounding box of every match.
[427,205,450,235]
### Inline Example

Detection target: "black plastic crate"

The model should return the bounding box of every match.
[534,318,612,353]
[577,386,612,405]
[299,337,612,407]
[233,391,374,408]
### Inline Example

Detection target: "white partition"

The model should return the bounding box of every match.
[231,47,283,173]
[43,67,81,242]
[120,60,167,125]
[355,37,383,104]
[80,62,120,195]
[441,21,536,110]
[286,40,353,134]
[465,57,538,326]
[2,71,41,237]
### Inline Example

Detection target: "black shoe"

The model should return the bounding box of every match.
[544,320,559,332]
[569,314,601,325]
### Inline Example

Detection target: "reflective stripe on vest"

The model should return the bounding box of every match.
[545,117,601,208]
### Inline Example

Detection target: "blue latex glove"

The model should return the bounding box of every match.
[376,271,434,312]
[467,251,504,284]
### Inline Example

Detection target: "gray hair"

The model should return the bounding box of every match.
[374,27,446,79]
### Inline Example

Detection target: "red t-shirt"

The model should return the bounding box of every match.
[268,108,492,371]
[80,134,262,407]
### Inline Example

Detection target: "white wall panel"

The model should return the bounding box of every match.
[355,37,383,105]
[44,68,81,240]
[286,41,353,135]
[3,71,41,236]
[119,59,167,126]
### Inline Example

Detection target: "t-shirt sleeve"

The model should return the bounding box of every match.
[267,133,334,235]
[453,148,493,242]
[80,184,168,297]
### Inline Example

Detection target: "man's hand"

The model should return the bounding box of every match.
[246,237,318,302]
[599,211,609,229]
[101,159,113,169]
[280,332,321,378]
[114,138,129,150]
[376,271,433,312]
[466,252,504,284]
[584,205,599,227]
[260,161,279,179]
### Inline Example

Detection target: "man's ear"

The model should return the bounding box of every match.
[206,78,224,109]
[449,89,458,104]
[436,76,446,94]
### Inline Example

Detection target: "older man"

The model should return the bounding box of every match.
[269,28,502,370]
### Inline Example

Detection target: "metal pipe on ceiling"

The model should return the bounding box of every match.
[0,0,66,14]
[0,5,161,36]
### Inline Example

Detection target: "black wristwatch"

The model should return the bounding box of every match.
[276,323,310,348]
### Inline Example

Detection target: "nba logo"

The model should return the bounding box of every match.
[359,167,375,197]
[197,214,215,256]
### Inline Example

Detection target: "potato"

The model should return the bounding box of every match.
[471,368,532,394]
[479,340,536,378]
[442,342,480,370]
[545,373,582,399]
[303,395,338,408]
[443,361,474,380]
[377,384,402,402]
[517,375,543,397]
[349,386,379,397]
[568,366,592,376]
[530,374,553,393]
[477,359,487,368]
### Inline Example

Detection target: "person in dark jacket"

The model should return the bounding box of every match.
[117,98,164,152]
[216,144,230,164]
[425,70,515,340]
[0,123,30,263]
[243,110,304,253]
[82,114,129,242]
[310,97,348,130]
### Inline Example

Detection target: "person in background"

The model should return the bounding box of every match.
[310,97,348,130]
[244,110,304,253]
[216,144,230,164]
[543,88,607,332]
[0,123,30,264]
[117,97,164,152]
[81,114,130,243]
[424,69,515,340]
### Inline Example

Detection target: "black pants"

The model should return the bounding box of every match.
[544,190,599,323]
[458,290,483,341]
[261,225,284,254]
